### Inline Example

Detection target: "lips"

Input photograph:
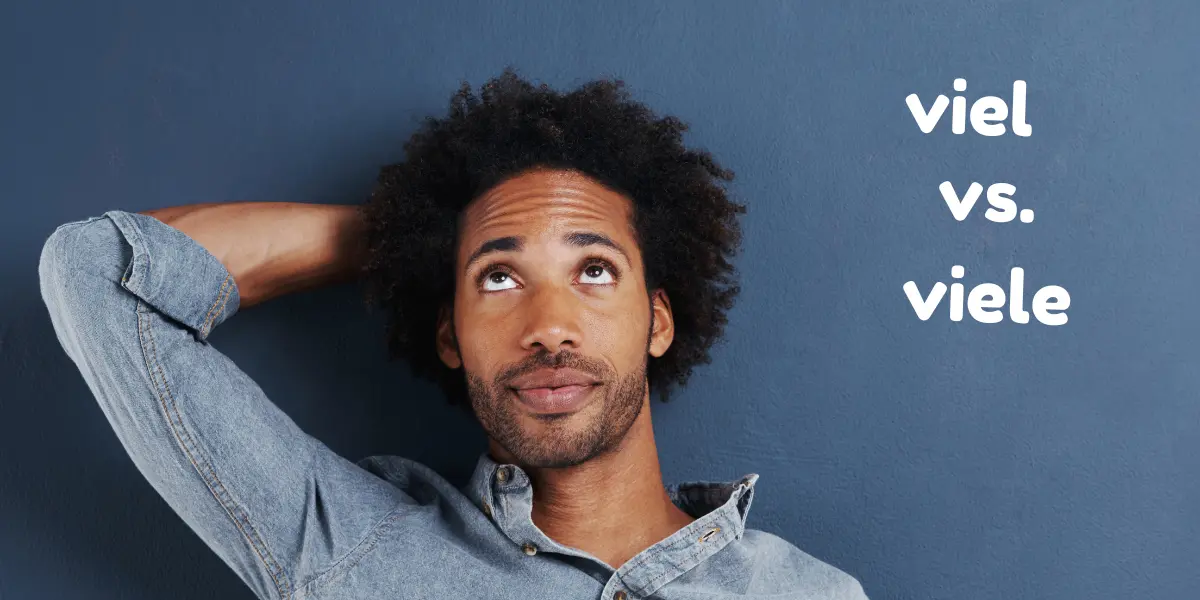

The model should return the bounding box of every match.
[508,368,601,414]
[509,368,599,390]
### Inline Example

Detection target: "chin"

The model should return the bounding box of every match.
[504,418,607,468]
[516,452,592,470]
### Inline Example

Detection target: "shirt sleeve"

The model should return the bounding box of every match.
[37,210,411,600]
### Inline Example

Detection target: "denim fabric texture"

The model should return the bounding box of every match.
[37,210,868,600]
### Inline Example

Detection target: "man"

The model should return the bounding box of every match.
[38,68,868,600]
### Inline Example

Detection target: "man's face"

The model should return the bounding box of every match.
[437,168,674,468]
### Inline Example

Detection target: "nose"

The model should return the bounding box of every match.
[519,283,583,353]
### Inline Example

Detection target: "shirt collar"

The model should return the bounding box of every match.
[463,452,759,595]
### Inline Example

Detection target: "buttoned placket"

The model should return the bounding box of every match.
[473,458,759,600]
[485,463,633,599]
[486,464,565,559]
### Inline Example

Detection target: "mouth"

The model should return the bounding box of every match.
[508,368,602,415]
[510,384,600,415]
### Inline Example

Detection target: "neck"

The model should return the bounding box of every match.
[491,397,696,569]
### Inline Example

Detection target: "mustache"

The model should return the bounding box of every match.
[496,350,609,386]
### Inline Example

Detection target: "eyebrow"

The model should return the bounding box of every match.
[463,231,631,273]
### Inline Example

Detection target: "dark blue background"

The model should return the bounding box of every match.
[3,1,1197,598]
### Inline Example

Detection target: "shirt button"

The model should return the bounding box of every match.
[522,543,538,556]
[614,591,628,600]
[496,467,510,483]
[481,498,492,519]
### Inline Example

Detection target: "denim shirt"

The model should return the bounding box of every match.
[37,210,869,600]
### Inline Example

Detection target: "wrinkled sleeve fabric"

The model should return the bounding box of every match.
[38,210,409,600]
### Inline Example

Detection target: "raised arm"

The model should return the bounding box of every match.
[38,204,408,600]
[137,202,368,308]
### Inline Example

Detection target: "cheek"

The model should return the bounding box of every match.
[455,310,517,373]
[580,309,621,344]
[582,303,650,363]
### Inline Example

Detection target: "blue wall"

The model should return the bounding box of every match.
[3,1,1197,598]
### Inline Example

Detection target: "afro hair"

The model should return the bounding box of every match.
[358,66,745,406]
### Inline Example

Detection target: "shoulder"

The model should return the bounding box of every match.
[731,528,869,599]
[355,455,462,505]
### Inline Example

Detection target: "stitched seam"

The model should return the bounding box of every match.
[201,275,232,335]
[139,302,289,598]
[621,522,698,572]
[297,503,409,598]
[209,276,234,335]
[627,540,712,597]
[634,544,709,596]
[138,301,291,600]
[620,509,736,596]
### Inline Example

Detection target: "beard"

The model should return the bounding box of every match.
[465,348,648,469]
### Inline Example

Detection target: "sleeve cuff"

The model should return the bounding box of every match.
[104,209,241,340]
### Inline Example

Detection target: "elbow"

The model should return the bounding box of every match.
[38,222,87,357]
[37,216,127,327]
[38,222,78,311]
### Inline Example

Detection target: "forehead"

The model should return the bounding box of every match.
[458,168,637,258]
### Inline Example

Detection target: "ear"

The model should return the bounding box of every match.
[648,288,675,358]
[436,304,462,369]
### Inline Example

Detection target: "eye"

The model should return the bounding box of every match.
[580,261,616,285]
[481,269,518,292]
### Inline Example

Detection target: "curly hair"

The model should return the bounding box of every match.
[358,66,745,406]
